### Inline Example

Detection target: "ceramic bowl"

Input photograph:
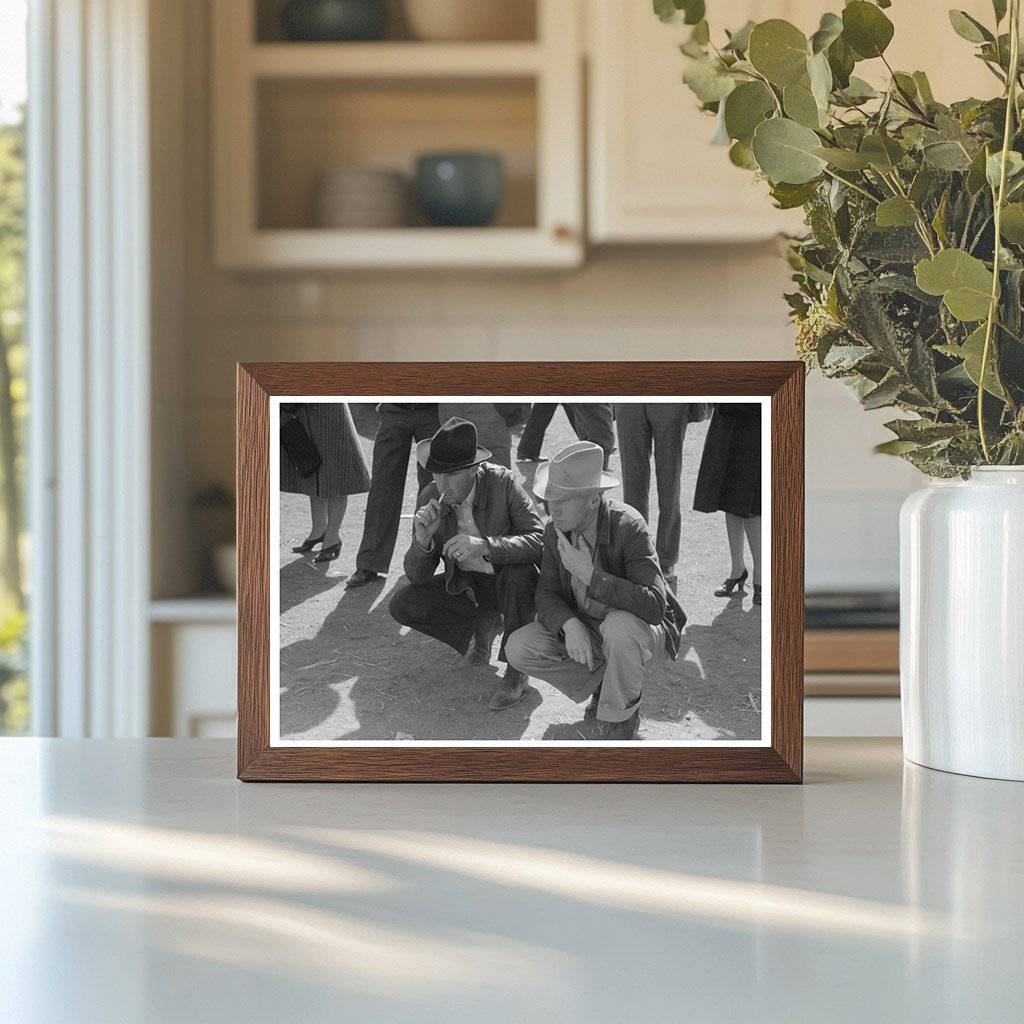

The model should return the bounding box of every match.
[403,0,534,42]
[281,0,388,42]
[415,152,505,228]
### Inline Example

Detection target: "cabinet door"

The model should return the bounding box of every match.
[588,1,1003,245]
[588,1,814,243]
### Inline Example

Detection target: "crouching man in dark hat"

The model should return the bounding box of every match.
[504,441,687,740]
[388,417,543,710]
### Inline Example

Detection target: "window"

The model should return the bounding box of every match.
[0,0,28,734]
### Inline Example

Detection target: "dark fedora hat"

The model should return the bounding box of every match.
[416,417,492,473]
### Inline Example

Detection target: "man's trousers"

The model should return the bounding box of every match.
[388,562,539,662]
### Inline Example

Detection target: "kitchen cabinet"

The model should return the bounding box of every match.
[587,0,999,244]
[211,0,584,269]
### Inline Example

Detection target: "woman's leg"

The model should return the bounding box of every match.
[725,513,746,578]
[324,496,349,547]
[742,515,762,586]
[307,496,328,541]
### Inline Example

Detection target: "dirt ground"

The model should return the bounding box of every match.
[278,405,762,742]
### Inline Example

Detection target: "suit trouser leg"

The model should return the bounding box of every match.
[506,612,666,723]
[517,404,558,458]
[615,404,652,524]
[388,575,480,656]
[412,405,441,499]
[595,611,667,722]
[492,562,539,662]
[649,404,686,574]
[567,404,616,468]
[356,408,417,573]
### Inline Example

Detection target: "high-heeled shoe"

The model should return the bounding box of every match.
[715,568,748,597]
[292,533,324,554]
[753,584,761,605]
[313,541,342,564]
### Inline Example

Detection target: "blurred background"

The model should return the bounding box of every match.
[0,0,999,740]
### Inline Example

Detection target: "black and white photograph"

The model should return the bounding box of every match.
[271,398,769,745]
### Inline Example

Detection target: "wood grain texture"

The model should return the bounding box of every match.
[237,361,805,782]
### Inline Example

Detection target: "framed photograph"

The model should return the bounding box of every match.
[237,362,804,782]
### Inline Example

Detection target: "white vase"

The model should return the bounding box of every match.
[900,467,1024,781]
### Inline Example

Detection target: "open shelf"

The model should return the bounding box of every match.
[249,42,544,77]
[213,0,582,268]
[257,76,538,232]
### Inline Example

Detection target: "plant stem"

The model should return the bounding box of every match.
[821,167,879,203]
[979,0,1021,462]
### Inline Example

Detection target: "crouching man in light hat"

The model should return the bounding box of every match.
[388,417,543,710]
[504,441,687,740]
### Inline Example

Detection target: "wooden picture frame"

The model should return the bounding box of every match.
[237,362,804,782]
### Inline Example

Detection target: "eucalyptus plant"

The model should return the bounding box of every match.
[658,0,1024,475]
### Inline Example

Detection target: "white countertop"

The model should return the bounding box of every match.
[1,738,1021,1023]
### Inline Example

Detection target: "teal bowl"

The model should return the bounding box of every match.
[415,152,505,228]
[281,0,388,42]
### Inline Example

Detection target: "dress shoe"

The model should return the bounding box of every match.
[345,568,382,589]
[468,613,502,665]
[488,668,528,710]
[598,709,640,740]
[313,541,341,564]
[292,533,324,554]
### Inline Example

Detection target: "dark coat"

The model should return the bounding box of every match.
[403,462,544,597]
[535,498,686,658]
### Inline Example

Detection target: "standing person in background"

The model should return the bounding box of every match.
[516,403,616,470]
[614,402,710,591]
[440,402,530,470]
[693,402,762,605]
[346,402,440,589]
[281,402,370,565]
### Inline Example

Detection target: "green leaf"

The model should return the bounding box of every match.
[807,51,833,110]
[862,374,902,409]
[860,133,905,172]
[810,12,843,54]
[724,20,755,53]
[681,55,737,103]
[1000,202,1024,242]
[770,179,820,209]
[986,150,1024,190]
[783,83,822,128]
[914,249,994,321]
[885,418,963,443]
[827,35,855,89]
[967,143,993,193]
[654,0,705,25]
[728,140,758,169]
[748,19,810,87]
[948,10,993,44]
[993,0,1008,24]
[842,1,894,60]
[923,141,972,171]
[909,165,936,205]
[875,196,918,228]
[723,81,775,143]
[836,75,877,104]
[751,117,827,184]
[912,71,935,105]
[814,145,872,170]
[959,324,1007,398]
[874,439,922,456]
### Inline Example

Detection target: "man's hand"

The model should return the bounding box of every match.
[556,530,594,585]
[563,617,596,671]
[443,533,489,562]
[413,498,445,549]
